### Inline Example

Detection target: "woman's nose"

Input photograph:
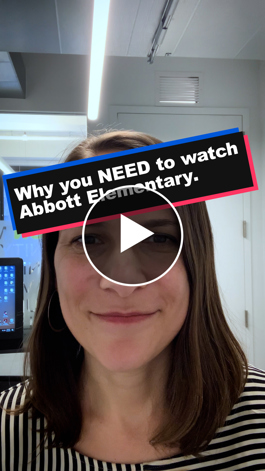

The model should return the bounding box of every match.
[99,247,147,285]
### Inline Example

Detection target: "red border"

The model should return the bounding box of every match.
[22,134,258,238]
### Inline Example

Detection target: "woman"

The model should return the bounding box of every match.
[1,130,265,470]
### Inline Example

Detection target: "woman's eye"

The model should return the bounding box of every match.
[72,235,101,246]
[144,233,178,245]
[84,235,101,245]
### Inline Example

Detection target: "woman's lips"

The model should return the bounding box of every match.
[91,311,157,324]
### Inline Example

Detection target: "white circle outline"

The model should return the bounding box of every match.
[82,184,184,287]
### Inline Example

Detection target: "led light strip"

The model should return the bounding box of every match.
[88,0,111,120]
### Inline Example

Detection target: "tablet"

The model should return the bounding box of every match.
[0,258,23,351]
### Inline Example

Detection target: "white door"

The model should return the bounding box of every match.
[112,109,253,361]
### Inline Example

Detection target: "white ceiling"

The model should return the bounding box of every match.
[0,0,265,60]
[160,0,265,60]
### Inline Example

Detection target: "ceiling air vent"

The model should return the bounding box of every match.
[158,75,199,104]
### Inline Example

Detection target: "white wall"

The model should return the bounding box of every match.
[258,61,265,367]
[0,54,264,368]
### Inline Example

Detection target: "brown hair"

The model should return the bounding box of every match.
[7,130,248,457]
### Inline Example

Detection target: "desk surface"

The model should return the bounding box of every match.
[0,352,25,376]
[0,328,30,377]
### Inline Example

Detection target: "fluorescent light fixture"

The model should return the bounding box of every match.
[88,0,111,120]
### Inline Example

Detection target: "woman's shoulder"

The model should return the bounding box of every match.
[243,364,265,392]
[0,379,28,411]
[231,364,265,407]
[247,364,265,376]
[220,364,265,430]
[0,367,264,469]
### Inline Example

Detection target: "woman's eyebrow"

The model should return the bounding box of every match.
[140,218,178,229]
[85,218,178,229]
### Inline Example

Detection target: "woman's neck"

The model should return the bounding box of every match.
[79,343,172,429]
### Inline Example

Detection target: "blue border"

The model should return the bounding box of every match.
[2,128,239,180]
[2,127,240,232]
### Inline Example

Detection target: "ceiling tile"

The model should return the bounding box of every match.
[171,0,265,59]
[56,0,93,54]
[127,0,165,57]
[0,0,264,60]
[158,0,200,56]
[236,27,265,60]
[105,0,141,56]
[0,0,60,53]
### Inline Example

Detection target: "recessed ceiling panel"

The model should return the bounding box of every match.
[171,0,265,59]
[0,62,17,82]
[0,53,25,98]
[56,0,93,54]
[0,52,9,62]
[0,0,60,53]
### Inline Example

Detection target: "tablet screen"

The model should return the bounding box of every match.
[0,265,16,332]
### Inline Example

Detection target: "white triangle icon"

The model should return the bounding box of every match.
[120,214,154,253]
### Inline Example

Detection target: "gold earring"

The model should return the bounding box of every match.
[47,291,66,333]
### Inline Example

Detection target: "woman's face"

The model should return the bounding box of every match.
[54,211,190,372]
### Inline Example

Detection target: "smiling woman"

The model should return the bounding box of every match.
[1,130,265,471]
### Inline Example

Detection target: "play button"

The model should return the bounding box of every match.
[120,214,154,253]
[82,185,183,286]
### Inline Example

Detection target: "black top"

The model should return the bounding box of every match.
[1,365,265,470]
